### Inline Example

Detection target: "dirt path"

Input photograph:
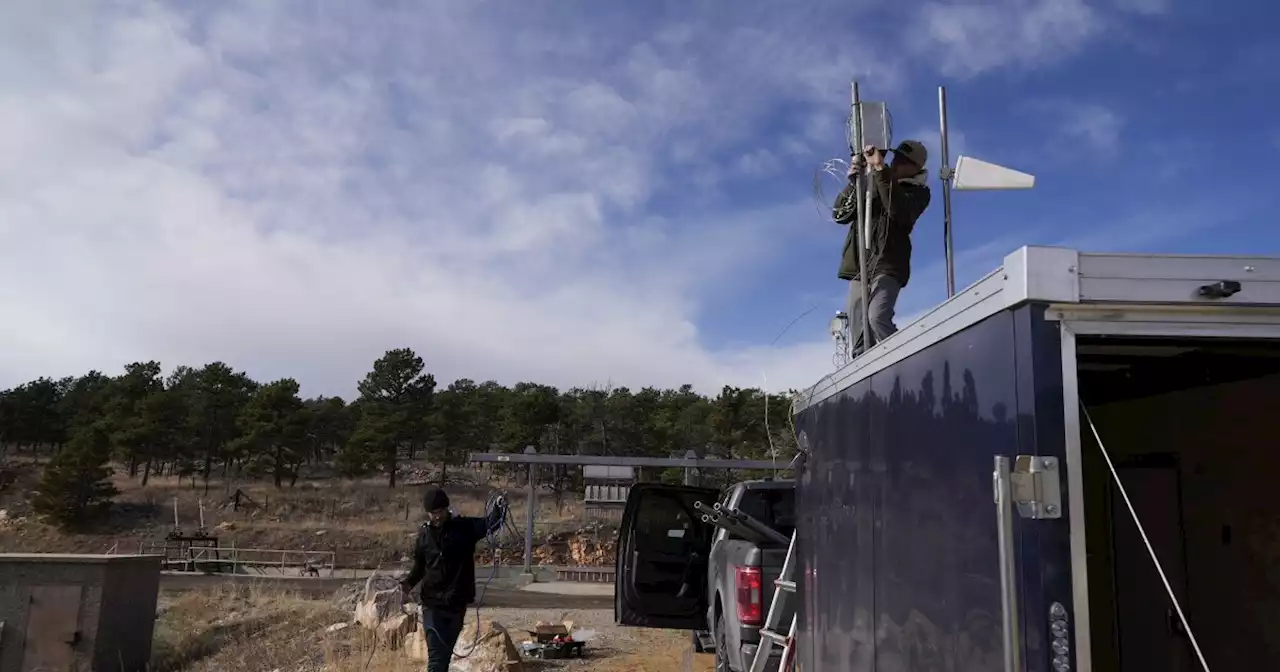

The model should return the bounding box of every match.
[453,607,713,672]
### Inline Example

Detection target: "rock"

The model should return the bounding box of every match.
[404,618,525,671]
[353,572,407,630]
[405,626,429,662]
[355,588,404,629]
[333,573,401,612]
[379,612,414,647]
[215,521,236,531]
[447,620,524,672]
[325,622,352,634]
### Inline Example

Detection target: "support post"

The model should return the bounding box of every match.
[994,455,1022,672]
[683,449,701,486]
[938,86,956,298]
[522,445,537,576]
[850,81,872,355]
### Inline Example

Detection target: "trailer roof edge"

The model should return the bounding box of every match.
[793,246,1280,414]
[466,453,792,470]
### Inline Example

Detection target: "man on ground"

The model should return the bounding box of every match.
[401,486,507,672]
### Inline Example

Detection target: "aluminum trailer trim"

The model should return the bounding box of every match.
[1057,324,1093,672]
[1047,303,1280,337]
[468,453,791,470]
[794,246,1280,413]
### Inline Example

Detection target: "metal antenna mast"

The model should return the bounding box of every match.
[935,85,1037,297]
[938,86,956,297]
[850,81,871,357]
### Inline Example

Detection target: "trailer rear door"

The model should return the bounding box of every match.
[615,483,719,630]
[1056,302,1280,671]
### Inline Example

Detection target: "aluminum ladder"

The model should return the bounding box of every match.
[749,530,798,672]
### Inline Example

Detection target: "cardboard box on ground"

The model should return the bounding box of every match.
[520,621,588,660]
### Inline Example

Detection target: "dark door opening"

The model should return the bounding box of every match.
[1077,336,1280,671]
[615,483,718,630]
[1110,458,1193,672]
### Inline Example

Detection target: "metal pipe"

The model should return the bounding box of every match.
[938,86,956,297]
[523,462,537,575]
[994,456,1022,672]
[851,81,872,354]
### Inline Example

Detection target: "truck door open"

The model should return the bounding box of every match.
[615,483,719,630]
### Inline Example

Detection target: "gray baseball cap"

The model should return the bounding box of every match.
[889,140,928,168]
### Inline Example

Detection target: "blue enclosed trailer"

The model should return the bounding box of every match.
[615,245,1280,671]
[790,245,1280,671]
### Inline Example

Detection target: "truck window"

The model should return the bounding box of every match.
[635,496,701,560]
[734,488,796,538]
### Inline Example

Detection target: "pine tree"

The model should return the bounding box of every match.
[228,379,309,488]
[33,425,119,528]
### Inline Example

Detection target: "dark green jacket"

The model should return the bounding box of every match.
[832,168,932,286]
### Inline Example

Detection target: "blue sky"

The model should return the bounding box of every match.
[1,0,1277,398]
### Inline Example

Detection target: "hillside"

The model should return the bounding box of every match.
[0,459,618,569]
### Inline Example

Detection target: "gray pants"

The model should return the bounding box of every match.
[846,275,902,351]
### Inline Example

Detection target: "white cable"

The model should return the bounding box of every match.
[764,372,776,475]
[756,304,829,478]
[1080,403,1212,672]
[813,158,852,220]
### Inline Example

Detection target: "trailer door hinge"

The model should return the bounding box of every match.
[1010,455,1062,519]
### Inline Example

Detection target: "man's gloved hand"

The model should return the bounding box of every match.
[847,153,867,180]
[864,144,885,169]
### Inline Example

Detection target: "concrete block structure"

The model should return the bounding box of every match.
[0,554,162,672]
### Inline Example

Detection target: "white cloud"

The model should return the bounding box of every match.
[2,1,888,399]
[917,0,1100,77]
[1114,0,1172,16]
[0,0,1179,402]
[1017,100,1125,160]
[1058,104,1124,154]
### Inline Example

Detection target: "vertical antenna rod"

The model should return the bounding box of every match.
[850,81,871,355]
[938,86,956,297]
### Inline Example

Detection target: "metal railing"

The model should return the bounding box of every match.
[138,541,337,577]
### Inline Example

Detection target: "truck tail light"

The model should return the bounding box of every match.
[735,565,763,627]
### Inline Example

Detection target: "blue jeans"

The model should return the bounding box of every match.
[422,607,466,672]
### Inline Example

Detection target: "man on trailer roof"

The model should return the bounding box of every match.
[833,139,933,355]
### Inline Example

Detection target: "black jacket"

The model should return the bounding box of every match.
[832,168,932,286]
[401,508,504,611]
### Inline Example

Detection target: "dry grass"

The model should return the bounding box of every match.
[150,585,713,672]
[151,584,347,671]
[152,584,432,671]
[1,461,606,567]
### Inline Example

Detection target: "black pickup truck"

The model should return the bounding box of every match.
[615,479,795,672]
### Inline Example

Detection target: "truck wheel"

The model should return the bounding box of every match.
[714,617,731,672]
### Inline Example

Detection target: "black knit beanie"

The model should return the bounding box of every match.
[422,486,450,512]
